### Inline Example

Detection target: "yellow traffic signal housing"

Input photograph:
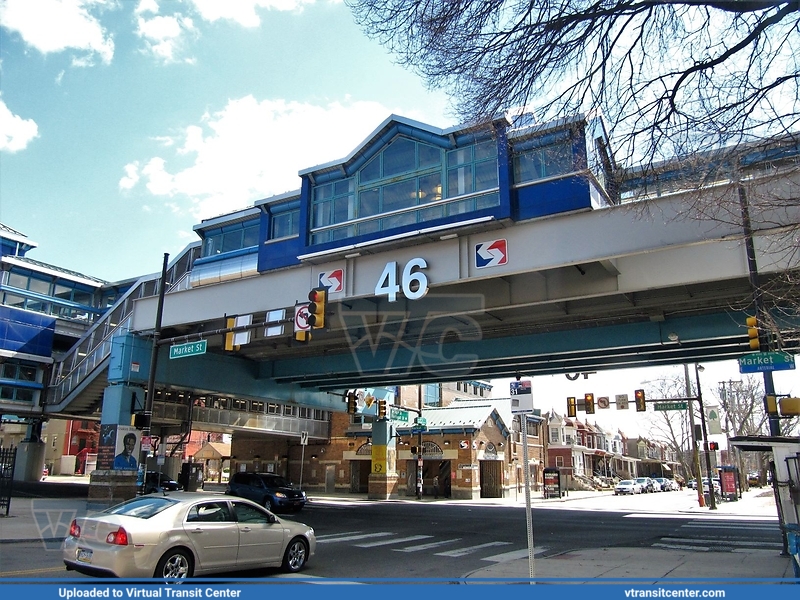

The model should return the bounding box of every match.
[294,330,310,343]
[377,399,387,419]
[346,390,357,414]
[635,389,647,412]
[766,394,778,415]
[584,393,595,414]
[746,316,760,350]
[307,288,327,329]
[779,397,800,416]
[567,396,577,418]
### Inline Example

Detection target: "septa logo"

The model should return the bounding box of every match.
[318,269,344,293]
[475,239,508,268]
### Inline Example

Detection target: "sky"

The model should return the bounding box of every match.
[0,0,453,282]
[2,1,798,434]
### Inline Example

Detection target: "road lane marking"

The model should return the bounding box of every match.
[435,541,511,557]
[316,532,394,543]
[393,538,463,552]
[481,547,546,562]
[355,535,432,548]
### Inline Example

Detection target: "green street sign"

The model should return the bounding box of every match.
[654,402,688,411]
[738,351,796,374]
[169,340,207,359]
[415,417,427,426]
[390,407,409,423]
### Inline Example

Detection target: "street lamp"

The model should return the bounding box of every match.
[694,364,717,510]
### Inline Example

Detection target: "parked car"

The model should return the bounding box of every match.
[144,471,181,494]
[635,477,655,493]
[226,472,307,512]
[653,477,672,492]
[614,479,642,495]
[62,493,315,578]
[687,478,697,490]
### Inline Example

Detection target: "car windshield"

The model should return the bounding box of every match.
[258,474,290,487]
[104,496,178,518]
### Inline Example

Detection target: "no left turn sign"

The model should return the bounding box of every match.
[294,304,311,332]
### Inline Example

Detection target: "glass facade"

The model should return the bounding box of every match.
[2,269,98,321]
[201,220,260,258]
[513,139,574,184]
[310,136,500,244]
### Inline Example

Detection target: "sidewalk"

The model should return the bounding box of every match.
[1,479,795,582]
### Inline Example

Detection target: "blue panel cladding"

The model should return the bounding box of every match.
[108,333,152,385]
[0,306,55,356]
[257,236,303,271]
[515,176,593,221]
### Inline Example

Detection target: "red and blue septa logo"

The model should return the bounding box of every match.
[475,239,508,268]
[318,269,344,292]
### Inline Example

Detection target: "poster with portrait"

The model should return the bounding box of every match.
[112,425,140,471]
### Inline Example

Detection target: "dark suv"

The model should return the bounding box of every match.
[225,472,307,512]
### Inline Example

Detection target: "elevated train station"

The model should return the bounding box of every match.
[1,111,798,499]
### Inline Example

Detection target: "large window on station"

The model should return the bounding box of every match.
[310,135,500,244]
[513,131,574,184]
[201,220,260,258]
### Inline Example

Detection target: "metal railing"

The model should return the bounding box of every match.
[47,244,200,407]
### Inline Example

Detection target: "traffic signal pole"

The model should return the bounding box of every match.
[683,364,706,507]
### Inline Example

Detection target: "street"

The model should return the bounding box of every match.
[0,490,783,580]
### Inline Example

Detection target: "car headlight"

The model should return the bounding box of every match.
[275,492,286,498]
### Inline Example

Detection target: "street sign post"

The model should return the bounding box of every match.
[738,351,795,373]
[169,340,207,359]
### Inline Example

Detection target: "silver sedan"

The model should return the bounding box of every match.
[62,493,315,579]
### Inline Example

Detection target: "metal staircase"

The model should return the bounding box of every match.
[45,243,201,417]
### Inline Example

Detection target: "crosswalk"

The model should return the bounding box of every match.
[315,530,545,563]
[651,519,783,553]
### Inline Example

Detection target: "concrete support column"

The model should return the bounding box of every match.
[368,419,398,500]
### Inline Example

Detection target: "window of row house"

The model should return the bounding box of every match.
[555,456,564,467]
[550,427,560,444]
[310,137,499,244]
[201,221,260,258]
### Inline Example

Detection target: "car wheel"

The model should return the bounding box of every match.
[155,548,193,579]
[282,537,308,573]
[263,496,273,512]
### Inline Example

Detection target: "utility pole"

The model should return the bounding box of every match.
[141,253,169,494]
[416,386,423,500]
[695,364,717,510]
[684,364,706,507]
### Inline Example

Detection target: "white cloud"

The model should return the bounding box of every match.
[0,97,39,152]
[190,0,317,27]
[119,161,140,190]
[135,13,195,64]
[135,0,160,15]
[0,0,115,65]
[135,96,394,219]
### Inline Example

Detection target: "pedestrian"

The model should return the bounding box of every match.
[433,475,439,499]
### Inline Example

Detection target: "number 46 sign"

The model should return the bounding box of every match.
[375,258,429,302]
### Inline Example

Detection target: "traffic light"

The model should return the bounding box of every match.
[635,389,647,412]
[567,396,577,418]
[709,441,719,451]
[377,399,387,419]
[294,330,310,343]
[746,316,760,350]
[307,288,327,329]
[346,390,357,414]
[584,393,595,414]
